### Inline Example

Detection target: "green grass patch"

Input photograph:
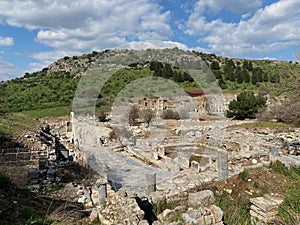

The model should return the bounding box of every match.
[269,161,300,223]
[269,160,300,181]
[215,192,252,225]
[23,106,71,118]
[278,191,300,224]
[0,113,38,136]
[231,121,287,128]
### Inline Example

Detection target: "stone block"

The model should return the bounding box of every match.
[146,173,156,193]
[153,151,159,160]
[177,153,190,169]
[188,190,215,208]
[98,183,107,205]
[250,197,279,212]
[158,145,165,157]
[170,161,181,172]
[208,204,223,223]
[217,151,228,180]
[190,160,200,172]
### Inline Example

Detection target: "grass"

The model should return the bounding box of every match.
[269,161,300,224]
[216,193,252,225]
[230,121,288,128]
[23,105,71,118]
[214,162,300,225]
[0,113,39,136]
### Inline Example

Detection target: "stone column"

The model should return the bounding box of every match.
[98,183,107,205]
[146,173,156,194]
[218,150,228,180]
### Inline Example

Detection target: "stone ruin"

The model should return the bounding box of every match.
[9,98,298,224]
[63,108,300,224]
[250,194,283,225]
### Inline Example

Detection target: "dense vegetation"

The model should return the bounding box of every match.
[0,71,80,113]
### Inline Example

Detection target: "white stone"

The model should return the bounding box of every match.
[252,159,258,164]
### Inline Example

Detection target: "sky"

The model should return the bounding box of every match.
[0,0,300,81]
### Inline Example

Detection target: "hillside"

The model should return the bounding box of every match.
[1,49,299,118]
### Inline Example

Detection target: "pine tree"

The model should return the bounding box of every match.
[235,67,244,83]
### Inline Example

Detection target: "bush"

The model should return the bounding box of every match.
[98,111,108,122]
[278,190,300,224]
[160,109,179,120]
[259,100,300,126]
[140,108,155,127]
[129,105,140,126]
[0,173,13,187]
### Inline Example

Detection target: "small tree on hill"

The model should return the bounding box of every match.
[226,91,266,119]
[140,108,155,127]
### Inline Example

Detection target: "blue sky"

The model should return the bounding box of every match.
[0,0,300,81]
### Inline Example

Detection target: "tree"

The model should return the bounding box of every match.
[210,61,220,70]
[243,69,250,83]
[252,67,263,85]
[258,100,300,126]
[218,78,227,89]
[235,67,244,83]
[224,64,235,81]
[226,91,266,119]
[129,105,140,126]
[243,60,253,71]
[140,108,155,127]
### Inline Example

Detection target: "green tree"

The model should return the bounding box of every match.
[243,60,253,71]
[226,91,266,119]
[210,61,220,70]
[218,78,227,89]
[235,67,244,83]
[243,70,250,83]
[252,67,263,85]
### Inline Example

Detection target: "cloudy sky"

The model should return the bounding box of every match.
[0,0,300,81]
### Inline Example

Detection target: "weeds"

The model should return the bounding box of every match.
[216,192,252,225]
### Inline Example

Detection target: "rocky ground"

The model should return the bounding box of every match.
[0,115,299,224]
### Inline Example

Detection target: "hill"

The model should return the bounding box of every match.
[0,48,299,119]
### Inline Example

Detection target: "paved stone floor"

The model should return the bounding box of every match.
[82,144,177,194]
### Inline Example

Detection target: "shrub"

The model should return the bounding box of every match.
[129,105,140,126]
[98,111,108,122]
[259,100,300,126]
[140,108,155,127]
[160,109,179,120]
[0,173,13,187]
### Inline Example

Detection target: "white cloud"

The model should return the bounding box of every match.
[119,40,188,50]
[192,0,262,15]
[0,0,171,48]
[0,60,22,81]
[185,0,300,57]
[0,36,13,46]
[0,0,172,71]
